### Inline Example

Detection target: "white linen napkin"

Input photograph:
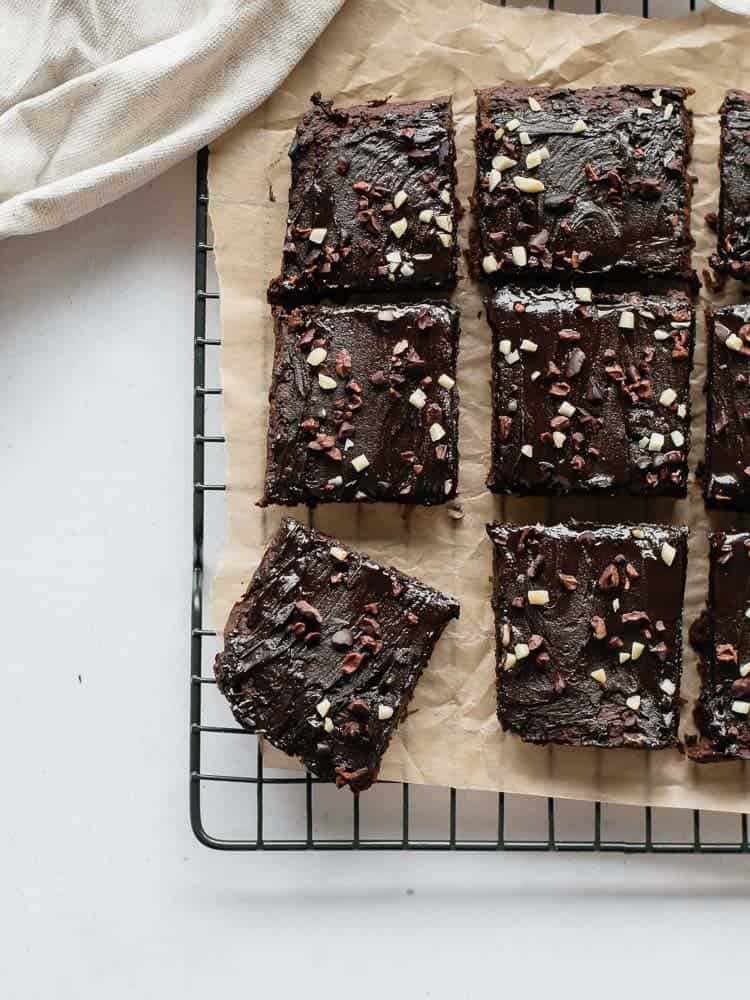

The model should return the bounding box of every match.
[0,0,345,239]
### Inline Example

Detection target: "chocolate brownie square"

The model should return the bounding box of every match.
[486,287,694,496]
[704,304,750,509]
[260,302,460,506]
[689,531,750,762]
[214,518,460,792]
[710,91,750,279]
[268,94,459,301]
[472,85,694,281]
[487,521,688,749]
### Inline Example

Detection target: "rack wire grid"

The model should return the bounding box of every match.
[190,0,749,854]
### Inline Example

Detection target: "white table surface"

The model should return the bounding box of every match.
[3,153,749,1000]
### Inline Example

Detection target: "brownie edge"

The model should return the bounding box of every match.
[487,521,688,750]
[710,90,750,280]
[214,519,460,792]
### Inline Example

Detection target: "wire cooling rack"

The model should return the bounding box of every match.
[190,0,749,853]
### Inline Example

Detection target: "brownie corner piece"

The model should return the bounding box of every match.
[214,518,460,792]
[267,94,458,301]
[710,89,750,280]
[486,521,688,749]
[687,531,750,762]
[705,303,750,509]
[261,302,460,506]
[473,84,694,281]
[486,287,694,497]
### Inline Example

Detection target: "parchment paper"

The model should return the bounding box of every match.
[208,0,750,811]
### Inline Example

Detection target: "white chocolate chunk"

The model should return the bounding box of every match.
[429,423,446,442]
[590,668,607,685]
[502,623,511,647]
[393,189,408,209]
[513,176,545,193]
[515,643,530,660]
[519,131,532,146]
[506,118,520,131]
[677,403,687,419]
[626,695,642,712]
[400,262,415,278]
[619,310,636,330]
[573,119,587,133]
[409,387,427,409]
[377,309,396,322]
[440,188,452,205]
[378,704,395,721]
[732,700,750,716]
[316,698,331,718]
[512,246,528,267]
[437,232,453,248]
[660,542,677,567]
[663,103,674,120]
[306,347,327,366]
[393,339,408,354]
[521,444,533,458]
[648,432,665,453]
[660,678,676,697]
[492,154,517,172]
[499,339,512,356]
[659,388,677,407]
[435,214,453,232]
[528,589,550,606]
[504,653,517,670]
[552,431,566,449]
[520,339,538,353]
[619,652,631,664]
[670,430,685,447]
[482,253,499,274]
[329,546,348,561]
[419,209,434,223]
[438,373,455,389]
[654,329,670,341]
[740,662,750,678]
[323,717,334,733]
[505,350,520,365]
[526,150,543,169]
[558,401,576,418]
[631,642,645,661]
[308,227,328,244]
[389,217,408,239]
[575,287,592,303]
[528,96,542,112]
[351,454,370,473]
[488,169,502,192]
[726,333,744,352]
[318,373,337,390]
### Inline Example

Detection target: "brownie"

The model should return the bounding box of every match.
[487,521,688,749]
[214,518,460,791]
[260,302,460,506]
[688,532,750,762]
[486,287,695,496]
[709,91,750,279]
[268,94,459,301]
[704,304,750,509]
[472,85,694,281]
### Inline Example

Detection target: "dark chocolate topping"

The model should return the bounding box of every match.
[486,287,694,496]
[487,521,687,749]
[704,302,750,509]
[473,85,695,281]
[268,96,458,301]
[214,519,460,792]
[261,302,460,505]
[688,531,750,762]
[710,90,750,278]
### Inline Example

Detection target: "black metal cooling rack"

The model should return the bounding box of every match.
[190,0,748,852]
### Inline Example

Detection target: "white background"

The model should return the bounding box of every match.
[3,38,750,997]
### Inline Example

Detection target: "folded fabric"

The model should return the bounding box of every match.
[0,0,345,239]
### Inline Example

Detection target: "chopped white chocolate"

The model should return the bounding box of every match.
[519,131,532,146]
[654,329,670,341]
[732,700,750,716]
[520,338,538,352]
[659,388,677,407]
[437,232,453,248]
[505,350,520,365]
[400,262,415,278]
[506,118,520,131]
[316,698,331,718]
[636,107,653,117]
[515,643,530,660]
[429,423,446,442]
[438,373,455,389]
[488,169,502,192]
[306,347,327,366]
[663,103,674,120]
[575,287,592,303]
[393,339,409,355]
[648,432,665,453]
[327,476,343,487]
[492,154,517,172]
[528,589,550,606]
[318,373,337,390]
[440,188,452,205]
[409,387,427,409]
[530,371,541,382]
[329,546,348,561]
[526,149,543,169]
[619,310,636,330]
[419,209,434,223]
[639,436,649,449]
[389,217,408,239]
[351,454,370,472]
[558,401,576,418]
[619,652,631,664]
[323,717,334,733]
[344,438,354,450]
[499,339,512,356]
[652,89,662,107]
[413,253,433,261]
[631,528,644,539]
[660,541,677,567]
[670,430,685,447]
[521,444,533,458]
[393,189,408,209]
[482,253,499,274]
[631,641,645,661]
[377,309,396,322]
[573,118,587,133]
[504,653,517,670]
[308,227,328,244]
[677,403,687,419]
[552,431,566,449]
[626,694,642,712]
[378,704,395,721]
[435,214,453,232]
[513,176,545,193]
[385,250,402,264]
[512,246,528,267]
[612,598,620,612]
[726,333,744,352]
[663,712,674,727]
[740,662,750,678]
[528,96,542,112]
[502,623,511,647]
[590,668,607,686]
[660,678,676,697]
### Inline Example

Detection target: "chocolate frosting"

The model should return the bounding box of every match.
[214,519,460,792]
[487,521,687,749]
[268,95,458,301]
[472,85,694,281]
[261,302,460,505]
